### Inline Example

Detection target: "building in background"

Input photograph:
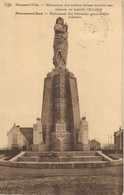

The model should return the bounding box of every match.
[89,139,101,150]
[7,118,44,150]
[7,124,33,150]
[114,127,123,151]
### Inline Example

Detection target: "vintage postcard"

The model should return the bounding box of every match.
[0,0,123,194]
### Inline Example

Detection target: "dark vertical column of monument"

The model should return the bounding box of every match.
[41,74,53,150]
[67,72,81,149]
[53,73,67,125]
[51,70,71,151]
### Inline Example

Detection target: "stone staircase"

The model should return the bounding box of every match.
[8,151,113,169]
[18,151,102,162]
[0,151,122,168]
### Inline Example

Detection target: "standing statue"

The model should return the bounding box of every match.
[53,17,68,67]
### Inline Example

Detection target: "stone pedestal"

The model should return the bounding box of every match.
[82,144,90,151]
[32,118,44,151]
[40,66,81,151]
[78,117,90,151]
[33,118,43,145]
[51,132,71,151]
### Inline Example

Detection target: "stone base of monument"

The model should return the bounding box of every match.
[50,132,71,151]
[1,151,122,169]
[82,144,90,151]
[32,143,49,152]
[32,143,90,152]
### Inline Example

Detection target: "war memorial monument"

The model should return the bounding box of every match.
[32,17,90,152]
[2,18,122,169]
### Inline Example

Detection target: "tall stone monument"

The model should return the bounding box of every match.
[35,17,90,151]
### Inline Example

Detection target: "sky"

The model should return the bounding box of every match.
[0,0,123,148]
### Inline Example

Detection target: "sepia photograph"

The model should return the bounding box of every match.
[0,0,123,194]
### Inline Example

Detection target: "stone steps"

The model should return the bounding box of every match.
[18,156,102,162]
[24,151,97,157]
[11,161,110,169]
[1,151,122,169]
[16,151,105,168]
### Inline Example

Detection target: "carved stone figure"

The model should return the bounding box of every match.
[78,116,88,144]
[53,17,68,67]
[33,118,43,145]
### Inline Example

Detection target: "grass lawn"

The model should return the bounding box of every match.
[0,165,123,195]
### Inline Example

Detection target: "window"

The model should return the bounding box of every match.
[12,133,18,147]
